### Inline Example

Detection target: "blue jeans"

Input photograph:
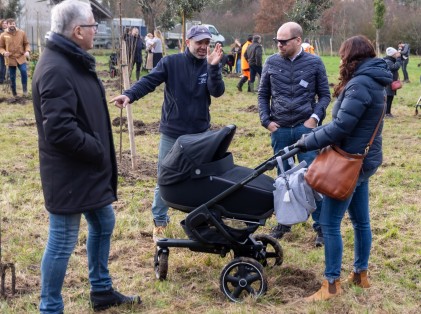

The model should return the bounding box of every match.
[235,60,241,74]
[152,133,177,226]
[0,55,6,83]
[401,58,409,81]
[271,124,321,230]
[320,168,377,282]
[249,65,262,84]
[40,205,115,314]
[9,63,28,95]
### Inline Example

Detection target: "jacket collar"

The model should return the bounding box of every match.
[47,32,96,73]
[184,47,206,64]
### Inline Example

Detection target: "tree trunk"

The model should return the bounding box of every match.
[376,28,380,56]
[144,8,155,34]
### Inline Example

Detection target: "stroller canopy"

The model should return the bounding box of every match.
[158,125,236,186]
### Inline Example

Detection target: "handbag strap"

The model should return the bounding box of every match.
[334,101,385,157]
[364,102,386,156]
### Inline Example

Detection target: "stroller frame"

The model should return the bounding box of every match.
[154,126,299,302]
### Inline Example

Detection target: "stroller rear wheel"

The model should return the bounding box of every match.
[253,234,283,267]
[154,247,169,280]
[220,257,267,302]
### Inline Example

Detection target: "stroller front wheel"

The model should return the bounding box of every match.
[154,246,169,280]
[220,257,267,302]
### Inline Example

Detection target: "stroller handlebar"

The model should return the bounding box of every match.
[265,146,301,169]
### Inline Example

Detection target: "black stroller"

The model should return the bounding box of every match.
[154,125,299,302]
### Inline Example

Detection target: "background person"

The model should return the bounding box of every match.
[152,29,165,68]
[0,18,30,97]
[230,38,241,74]
[236,34,252,92]
[397,41,410,82]
[258,22,331,246]
[383,47,402,118]
[31,0,141,312]
[0,19,7,84]
[111,25,225,240]
[145,32,154,71]
[244,34,263,93]
[302,37,315,54]
[295,35,392,301]
[126,27,144,81]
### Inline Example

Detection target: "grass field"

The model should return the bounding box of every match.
[0,50,420,313]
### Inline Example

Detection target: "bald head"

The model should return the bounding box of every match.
[277,22,303,39]
[276,22,303,58]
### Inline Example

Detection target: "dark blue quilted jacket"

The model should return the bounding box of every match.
[258,51,331,127]
[304,58,393,172]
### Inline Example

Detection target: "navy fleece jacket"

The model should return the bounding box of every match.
[123,49,225,138]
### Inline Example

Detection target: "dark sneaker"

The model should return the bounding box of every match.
[315,229,324,247]
[90,288,141,312]
[269,224,291,239]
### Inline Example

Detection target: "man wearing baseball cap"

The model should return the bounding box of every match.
[111,25,225,240]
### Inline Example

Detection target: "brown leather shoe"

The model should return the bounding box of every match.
[305,279,342,302]
[346,270,370,288]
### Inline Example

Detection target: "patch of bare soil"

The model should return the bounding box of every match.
[240,104,259,113]
[9,118,36,127]
[117,151,157,184]
[112,117,160,136]
[102,78,121,92]
[0,96,29,105]
[271,265,320,302]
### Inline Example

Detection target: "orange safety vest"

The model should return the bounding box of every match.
[241,40,251,79]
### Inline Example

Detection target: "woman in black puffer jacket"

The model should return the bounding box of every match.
[383,47,402,117]
[295,35,392,301]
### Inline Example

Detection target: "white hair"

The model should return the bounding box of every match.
[51,0,93,38]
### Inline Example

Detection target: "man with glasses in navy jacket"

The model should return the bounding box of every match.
[258,22,331,246]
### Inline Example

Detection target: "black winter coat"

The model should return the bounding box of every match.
[245,42,262,67]
[126,34,144,64]
[383,55,401,96]
[258,50,331,128]
[32,33,117,214]
[304,58,393,172]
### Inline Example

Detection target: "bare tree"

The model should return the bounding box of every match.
[135,0,166,33]
[373,0,385,56]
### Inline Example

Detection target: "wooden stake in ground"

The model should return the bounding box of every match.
[120,40,137,169]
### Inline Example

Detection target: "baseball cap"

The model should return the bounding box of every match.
[187,25,212,41]
[386,47,397,57]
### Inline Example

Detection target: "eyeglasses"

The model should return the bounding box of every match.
[79,23,99,32]
[273,37,298,46]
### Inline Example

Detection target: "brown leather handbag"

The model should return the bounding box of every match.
[305,105,385,200]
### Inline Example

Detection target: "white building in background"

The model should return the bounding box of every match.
[16,0,112,52]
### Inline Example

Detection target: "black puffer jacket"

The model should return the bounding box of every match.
[258,51,331,128]
[32,33,117,214]
[304,58,392,172]
[383,55,401,96]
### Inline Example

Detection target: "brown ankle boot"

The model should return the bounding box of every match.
[346,270,370,288]
[305,279,342,302]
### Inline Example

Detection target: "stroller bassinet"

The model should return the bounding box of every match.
[159,124,275,219]
[154,125,300,302]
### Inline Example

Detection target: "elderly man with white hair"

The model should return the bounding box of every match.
[32,0,141,312]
